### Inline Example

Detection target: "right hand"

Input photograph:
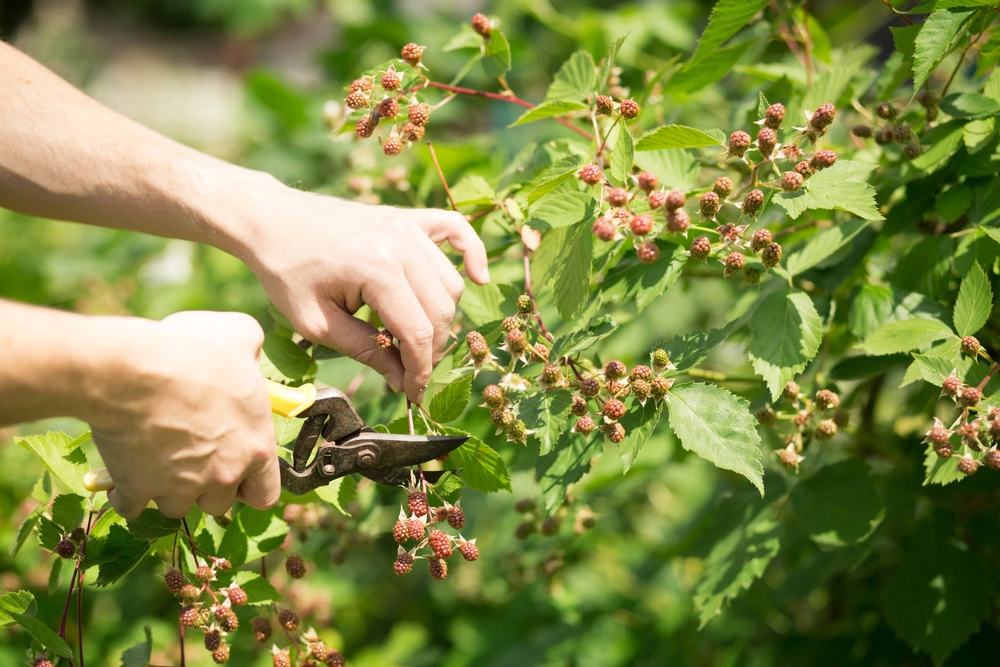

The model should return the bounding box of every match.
[88,311,280,519]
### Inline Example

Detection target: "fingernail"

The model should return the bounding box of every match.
[386,373,403,393]
[483,267,491,283]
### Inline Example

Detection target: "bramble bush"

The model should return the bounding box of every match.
[5,1,1000,665]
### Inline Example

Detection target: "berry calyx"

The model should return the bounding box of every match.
[781,171,804,192]
[408,490,429,517]
[401,42,425,66]
[637,171,659,192]
[394,551,414,575]
[690,235,712,262]
[723,252,745,277]
[55,538,76,559]
[408,102,430,126]
[742,189,764,217]
[580,163,602,185]
[764,102,785,129]
[620,99,640,119]
[471,13,493,37]
[285,554,306,580]
[700,191,721,218]
[762,242,782,269]
[666,209,691,234]
[729,130,752,157]
[961,335,980,357]
[637,241,660,264]
[630,213,653,236]
[713,177,733,198]
[595,94,614,115]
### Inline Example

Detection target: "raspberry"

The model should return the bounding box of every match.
[572,395,588,416]
[961,335,980,357]
[744,267,763,285]
[501,314,521,331]
[34,659,54,667]
[70,527,87,543]
[713,177,733,198]
[748,229,771,253]
[540,517,561,536]
[959,420,979,446]
[350,78,372,93]
[783,381,800,401]
[810,103,836,128]
[604,422,626,444]
[631,378,651,402]
[729,130,752,157]
[326,650,346,667]
[942,376,961,397]
[700,191,721,218]
[458,540,480,561]
[875,127,893,145]
[312,644,332,663]
[355,116,374,139]
[401,122,425,142]
[762,242,782,269]
[960,386,982,407]
[427,555,448,580]
[401,42,424,66]
[689,235,712,262]
[764,102,785,128]
[958,454,980,475]
[429,530,453,559]
[195,565,213,583]
[927,426,951,445]
[273,649,292,667]
[781,171,804,192]
[650,376,670,401]
[408,102,430,126]
[380,69,400,91]
[792,410,809,427]
[625,365,650,383]
[852,124,872,138]
[595,94,614,115]
[205,630,222,652]
[278,609,299,632]
[394,552,414,575]
[648,190,668,210]
[652,349,670,371]
[408,518,425,540]
[580,164,602,185]
[285,554,306,580]
[742,189,764,217]
[226,583,248,607]
[469,339,490,363]
[490,409,514,430]
[815,419,837,440]
[408,491,429,517]
[471,13,493,37]
[212,645,230,664]
[666,209,691,234]
[902,144,922,160]
[606,187,629,206]
[483,384,505,409]
[782,144,802,161]
[612,207,631,223]
[580,377,601,397]
[756,406,777,425]
[637,171,659,192]
[724,252,745,277]
[810,150,838,170]
[756,127,778,159]
[779,448,804,470]
[985,449,1000,470]
[505,328,529,356]
[375,329,393,350]
[447,506,465,530]
[541,363,563,385]
[215,607,238,632]
[608,379,629,397]
[508,419,528,443]
[252,617,271,642]
[55,539,75,559]
[575,415,596,434]
[533,343,550,360]
[620,99,640,119]
[345,91,368,110]
[814,389,840,410]
[179,584,200,602]
[875,102,895,120]
[605,360,627,380]
[632,240,658,265]
[466,330,486,347]
[630,213,653,236]
[383,135,403,156]
[794,161,815,177]
[165,568,186,593]
[180,605,201,628]
[515,498,536,513]
[393,519,409,543]
[603,399,626,420]
[664,189,686,210]
[934,442,954,458]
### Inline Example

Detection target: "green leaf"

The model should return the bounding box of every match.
[446,433,511,493]
[459,280,520,326]
[51,493,85,533]
[36,516,62,551]
[553,221,593,320]
[120,625,153,667]
[544,50,596,102]
[608,128,635,187]
[481,30,511,78]
[773,160,883,221]
[429,375,473,424]
[8,611,75,659]
[519,389,574,456]
[686,0,770,66]
[528,190,598,230]
[849,285,951,341]
[964,117,996,153]
[96,525,151,586]
[656,320,737,373]
[885,523,993,665]
[260,333,316,384]
[526,154,587,205]
[911,352,966,387]
[597,35,627,94]
[635,125,726,151]
[0,590,36,628]
[953,260,992,336]
[923,442,970,486]
[231,571,282,606]
[9,509,42,559]
[126,509,181,541]
[549,316,617,359]
[634,149,700,191]
[443,25,482,52]
[790,460,884,547]
[911,120,965,172]
[941,92,1000,118]
[601,240,688,311]
[857,318,955,355]
[667,383,764,495]
[449,175,497,209]
[913,8,976,90]
[891,235,953,300]
[617,397,662,472]
[314,477,349,516]
[784,219,871,276]
[748,289,824,400]
[672,39,754,94]
[935,184,974,222]
[510,100,588,127]
[536,431,603,515]
[239,507,289,562]
[15,431,90,496]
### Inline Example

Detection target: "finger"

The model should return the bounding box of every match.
[399,228,456,363]
[363,276,435,403]
[411,209,490,285]
[107,488,152,519]
[161,311,265,360]
[412,229,465,304]
[197,487,239,517]
[315,304,406,393]
[152,495,197,520]
[237,452,281,511]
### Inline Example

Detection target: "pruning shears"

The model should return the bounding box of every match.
[83,379,467,496]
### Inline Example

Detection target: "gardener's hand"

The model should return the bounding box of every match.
[88,311,280,519]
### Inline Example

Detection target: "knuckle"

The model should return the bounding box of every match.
[408,323,435,350]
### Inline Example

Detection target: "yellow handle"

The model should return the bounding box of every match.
[83,379,318,493]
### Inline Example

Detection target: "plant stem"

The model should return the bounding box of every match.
[684,368,763,382]
[426,140,459,212]
[977,363,1000,391]
[773,218,832,238]
[523,250,553,341]
[179,622,185,667]
[880,0,914,25]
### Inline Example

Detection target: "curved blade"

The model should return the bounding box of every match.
[351,433,468,469]
[361,468,461,487]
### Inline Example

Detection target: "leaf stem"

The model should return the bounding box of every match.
[684,368,763,382]
[976,363,1000,391]
[880,0,914,25]
[523,250,553,341]
[426,140,459,212]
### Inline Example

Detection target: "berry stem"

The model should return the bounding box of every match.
[976,363,1000,392]
[880,0,914,25]
[75,510,94,667]
[179,620,186,667]
[261,556,267,579]
[344,370,367,399]
[425,140,459,212]
[523,250,553,341]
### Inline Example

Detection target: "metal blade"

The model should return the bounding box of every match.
[348,433,468,470]
[360,468,459,488]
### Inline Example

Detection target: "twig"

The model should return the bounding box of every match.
[942,27,991,97]
[426,141,459,212]
[407,400,429,494]
[880,0,914,25]
[344,371,367,399]
[179,622,185,667]
[523,250,553,341]
[977,363,1000,391]
[261,556,267,579]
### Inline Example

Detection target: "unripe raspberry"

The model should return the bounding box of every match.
[814,389,840,410]
[490,409,514,430]
[533,343,550,361]
[934,441,954,458]
[394,552,414,575]
[942,376,961,397]
[762,242,782,269]
[375,329,393,350]
[958,454,980,475]
[428,529,453,559]
[226,583,248,607]
[471,13,493,37]
[612,207,631,223]
[604,422,626,444]
[961,335,980,357]
[764,102,785,129]
[401,122,424,142]
[779,448,804,469]
[637,171,659,192]
[852,124,872,138]
[902,144,922,160]
[508,419,528,443]
[631,378,651,402]
[345,91,368,110]
[311,643,332,662]
[350,78,373,93]
[810,150,838,170]
[56,539,76,559]
[571,414,595,436]
[285,554,306,580]
[401,42,425,66]
[729,130,752,157]
[742,189,764,217]
[580,377,601,397]
[646,190,667,210]
[723,252,745,277]
[794,161,815,177]
[383,135,403,156]
[782,144,802,162]
[205,629,222,652]
[428,556,449,580]
[625,365,650,383]
[756,406,777,426]
[604,360,627,380]
[810,103,836,128]
[355,116,374,139]
[650,376,670,401]
[393,519,409,543]
[781,171,804,192]
[212,645,230,664]
[748,229,771,253]
[927,425,950,445]
[179,584,200,602]
[446,506,466,530]
[875,127,893,145]
[180,605,200,627]
[580,163,602,185]
[875,102,895,120]
[541,363,563,385]
[689,235,711,262]
[992,420,1000,441]
[252,617,271,642]
[815,419,837,439]
[195,564,213,583]
[215,607,238,632]
[637,241,660,264]
[165,568,186,593]
[666,209,690,234]
[501,316,520,332]
[960,386,982,407]
[380,69,400,91]
[505,328,529,358]
[603,399,626,420]
[608,379,629,397]
[566,396,586,418]
[483,384,505,409]
[466,330,486,348]
[700,191,721,218]
[959,421,979,444]
[408,102,430,126]
[278,608,299,631]
[985,449,1000,470]
[273,649,291,667]
[630,213,653,236]
[408,490,429,517]
[32,659,54,667]
[70,527,87,543]
[915,89,936,107]
[606,187,629,206]
[469,339,490,363]
[652,349,670,371]
[595,94,614,115]
[757,127,777,158]
[620,99,640,119]
[713,176,733,198]
[783,381,800,402]
[326,650,346,667]
[407,518,425,541]
[663,189,686,210]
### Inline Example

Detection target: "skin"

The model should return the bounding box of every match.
[0,42,489,518]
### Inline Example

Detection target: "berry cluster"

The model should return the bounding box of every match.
[512,496,596,541]
[345,52,431,156]
[756,382,846,472]
[851,96,934,159]
[392,481,478,580]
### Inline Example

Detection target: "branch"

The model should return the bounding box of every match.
[426,140,458,212]
[523,250,553,341]
[880,0,914,25]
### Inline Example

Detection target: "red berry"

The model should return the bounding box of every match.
[428,556,449,580]
[729,130,752,157]
[252,617,272,643]
[212,645,230,664]
[783,381,800,401]
[648,190,667,209]
[700,191,721,218]
[273,649,292,667]
[375,330,393,350]
[55,539,76,559]
[935,442,954,458]
[580,164,602,185]
[195,564,213,583]
[690,236,712,261]
[779,448,804,469]
[459,541,480,561]
[278,608,299,631]
[401,122,424,142]
[962,336,981,357]
[345,91,368,110]
[927,426,951,445]
[394,552,414,575]
[604,422,626,444]
[180,605,201,627]
[226,583,248,607]
[429,529,453,559]
[603,399,626,420]
[815,419,837,440]
[483,384,505,409]
[814,389,840,410]
[960,386,982,407]
[349,78,372,93]
[471,13,493,37]
[637,171,659,192]
[751,228,772,252]
[571,395,588,416]
[215,606,238,632]
[575,415,595,435]
[401,42,424,65]
[742,189,764,217]
[595,94,614,115]
[606,187,629,206]
[764,102,785,129]
[810,150,838,170]
[380,69,400,91]
[179,584,200,602]
[34,658,54,667]
[605,360,627,380]
[286,554,306,580]
[665,189,686,210]
[631,378,651,402]
[408,491,429,517]
[326,650,346,667]
[383,135,403,156]
[205,630,223,652]
[630,365,652,382]
[810,103,836,128]
[447,506,466,530]
[794,160,815,177]
[407,518,425,541]
[958,454,980,475]
[757,127,777,158]
[165,568,186,593]
[580,377,601,397]
[630,214,653,236]
[620,99,640,119]
[713,177,733,198]
[355,116,374,139]
[666,209,690,234]
[782,144,803,161]
[782,171,804,192]
[942,376,961,396]
[724,252,745,277]
[393,519,409,544]
[762,242,782,269]
[408,103,430,126]
[985,449,1000,470]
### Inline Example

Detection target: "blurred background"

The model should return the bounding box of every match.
[4,1,993,665]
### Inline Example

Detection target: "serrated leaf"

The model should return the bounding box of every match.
[510,100,588,127]
[964,117,996,153]
[923,442,971,486]
[911,120,965,172]
[757,91,770,120]
[9,611,75,659]
[9,509,42,559]
[601,240,688,311]
[96,525,150,586]
[635,125,726,151]
[953,260,992,336]
[655,320,737,373]
[528,190,598,230]
[536,431,603,515]
[790,460,884,547]
[239,507,289,562]
[913,8,976,90]
[0,590,36,628]
[634,149,699,191]
[51,493,85,533]
[231,572,282,606]
[526,154,587,205]
[450,175,497,209]
[126,508,181,541]
[519,389,574,456]
[314,477,349,516]
[553,221,593,320]
[849,285,951,341]
[545,50,596,102]
[911,352,964,387]
[549,316,617,359]
[260,333,316,384]
[120,625,152,667]
[459,280,520,326]
[941,92,1000,118]
[617,397,662,472]
[597,35,627,94]
[429,375,473,423]
[687,0,770,66]
[672,39,754,94]
[482,30,511,77]
[858,318,954,355]
[446,433,511,493]
[667,383,764,495]
[36,515,62,551]
[748,289,824,400]
[608,128,634,187]
[16,431,90,496]
[773,160,883,221]
[784,219,870,276]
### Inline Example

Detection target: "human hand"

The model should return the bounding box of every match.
[88,311,280,519]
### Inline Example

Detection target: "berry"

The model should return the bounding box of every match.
[408,102,430,126]
[393,519,409,544]
[629,365,652,382]
[571,395,588,416]
[580,377,601,397]
[757,406,777,426]
[781,171,804,192]
[226,583,248,607]
[757,127,777,157]
[165,568,186,593]
[815,419,837,440]
[648,190,668,209]
[380,69,400,91]
[985,449,1000,470]
[637,171,659,192]
[383,135,403,156]
[742,189,764,217]
[180,605,200,627]
[779,448,804,469]
[729,130,752,157]
[961,386,982,407]
[541,363,563,385]
[792,410,808,427]
[605,360,627,380]
[690,235,712,261]
[459,540,480,561]
[744,267,763,285]
[782,144,802,162]
[612,207,631,223]
[814,389,840,411]
[852,124,872,138]
[810,103,836,128]
[195,564,213,583]
[700,191,721,218]
[502,315,522,332]
[490,410,514,430]
[630,213,653,236]
[429,556,449,580]
[179,584,200,602]
[394,552,414,575]
[34,659,54,667]
[408,518,425,541]
[875,127,894,145]
[541,517,561,536]
[355,116,374,139]
[505,328,529,356]
[934,442,954,458]
[273,649,292,667]
[637,241,660,264]
[810,150,838,170]
[902,144,921,160]
[620,99,640,119]
[408,491,429,517]
[515,498,536,513]
[55,539,75,559]
[603,399,627,420]
[483,384,505,409]
[326,650,346,667]
[606,187,629,206]
[471,13,493,37]
[595,94,614,115]
[764,102,785,128]
[215,607,238,632]
[714,177,733,198]
[962,335,980,357]
[652,349,670,371]
[349,78,372,93]
[252,617,271,642]
[401,122,424,142]
[447,505,466,530]
[205,630,222,652]
[651,376,670,401]
[278,608,299,632]
[942,376,961,397]
[917,89,937,107]
[375,329,393,350]
[794,161,815,177]
[751,228,772,252]
[875,102,895,120]
[927,425,951,445]
[665,189,686,210]
[285,554,306,580]
[212,645,230,664]
[533,343,551,360]
[959,421,979,444]
[580,164,602,185]
[604,422,626,444]
[631,378,651,402]
[608,379,629,396]
[958,454,980,475]
[70,527,87,543]
[469,339,490,363]
[762,242,782,269]
[724,252,745,277]
[783,381,800,401]
[345,91,368,110]
[429,530,453,559]
[575,415,596,435]
[666,209,691,234]
[401,42,424,66]
[508,419,528,443]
